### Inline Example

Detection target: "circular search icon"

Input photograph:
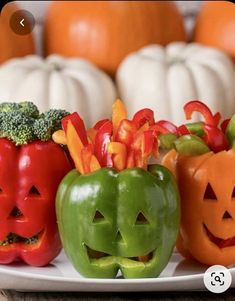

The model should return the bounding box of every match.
[9,9,35,35]
[203,265,232,293]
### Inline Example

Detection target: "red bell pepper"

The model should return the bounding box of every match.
[184,100,221,127]
[0,138,72,266]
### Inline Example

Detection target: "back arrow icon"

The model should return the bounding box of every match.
[20,18,25,27]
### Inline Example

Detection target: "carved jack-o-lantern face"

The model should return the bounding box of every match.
[163,148,235,266]
[0,138,72,266]
[56,166,180,278]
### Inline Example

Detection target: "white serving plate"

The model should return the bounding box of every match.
[0,251,234,292]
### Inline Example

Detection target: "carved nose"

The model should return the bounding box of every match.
[222,211,232,220]
[9,207,23,218]
[115,230,124,243]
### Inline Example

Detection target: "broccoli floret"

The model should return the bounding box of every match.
[33,109,69,141]
[0,111,35,145]
[0,101,40,118]
[18,101,40,118]
[0,102,19,113]
[0,102,70,144]
[40,109,69,131]
[33,118,54,141]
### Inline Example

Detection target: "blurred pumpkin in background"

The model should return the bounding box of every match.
[0,2,35,64]
[116,42,235,125]
[44,1,186,77]
[0,55,116,127]
[194,1,235,60]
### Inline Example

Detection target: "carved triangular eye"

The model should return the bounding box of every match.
[135,212,149,225]
[28,186,40,196]
[232,187,235,198]
[204,183,217,200]
[93,210,105,222]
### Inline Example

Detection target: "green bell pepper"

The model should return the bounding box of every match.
[56,165,180,279]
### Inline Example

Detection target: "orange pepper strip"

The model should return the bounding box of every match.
[90,156,101,172]
[112,99,128,137]
[52,130,67,145]
[87,128,97,144]
[107,142,127,171]
[81,145,93,174]
[66,120,85,174]
[126,150,135,169]
[81,144,101,174]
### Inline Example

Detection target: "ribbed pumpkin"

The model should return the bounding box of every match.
[44,1,186,77]
[116,42,235,125]
[194,1,235,60]
[0,3,35,64]
[0,55,116,127]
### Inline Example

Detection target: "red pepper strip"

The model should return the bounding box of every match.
[184,100,221,127]
[62,113,88,146]
[177,125,190,135]
[132,131,154,169]
[116,119,137,146]
[203,124,229,153]
[126,149,135,169]
[213,112,222,127]
[94,120,113,167]
[154,120,178,134]
[107,142,127,171]
[221,119,231,133]
[93,119,110,130]
[132,109,155,129]
[150,122,177,135]
[152,138,159,158]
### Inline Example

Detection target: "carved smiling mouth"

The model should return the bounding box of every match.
[0,232,43,246]
[0,208,43,246]
[204,224,235,248]
[86,245,154,262]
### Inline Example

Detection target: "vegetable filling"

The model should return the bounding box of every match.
[0,232,40,246]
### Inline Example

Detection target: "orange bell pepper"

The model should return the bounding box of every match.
[162,148,235,266]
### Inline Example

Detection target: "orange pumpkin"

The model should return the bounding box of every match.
[0,3,35,64]
[44,1,186,76]
[194,1,235,59]
[163,149,235,266]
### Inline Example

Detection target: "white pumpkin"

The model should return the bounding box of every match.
[116,42,235,124]
[0,55,116,127]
